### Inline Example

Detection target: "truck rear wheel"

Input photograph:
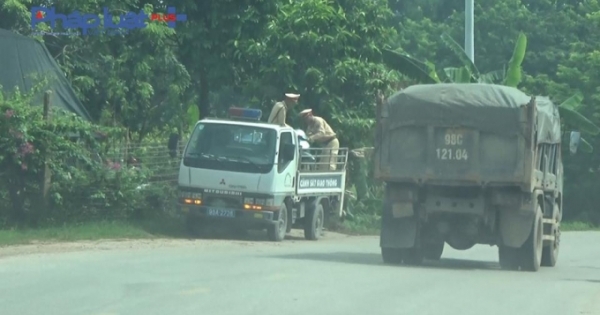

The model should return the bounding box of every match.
[381,247,403,264]
[541,210,560,267]
[402,248,424,265]
[518,204,544,271]
[498,246,519,270]
[304,203,324,240]
[268,203,288,242]
[423,240,444,261]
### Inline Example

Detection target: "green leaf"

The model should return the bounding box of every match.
[443,67,472,83]
[187,105,200,133]
[478,70,505,84]
[504,32,527,87]
[559,92,584,110]
[440,33,479,80]
[381,49,439,84]
[558,106,600,135]
[580,137,593,153]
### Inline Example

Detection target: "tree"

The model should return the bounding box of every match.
[235,0,400,144]
[0,0,192,141]
[174,0,280,119]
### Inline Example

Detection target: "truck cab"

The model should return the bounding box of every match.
[178,107,348,242]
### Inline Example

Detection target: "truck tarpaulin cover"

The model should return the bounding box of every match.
[383,83,561,144]
[0,29,91,120]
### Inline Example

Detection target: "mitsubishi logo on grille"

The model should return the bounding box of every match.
[219,179,226,185]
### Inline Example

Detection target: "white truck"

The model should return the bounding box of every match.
[178,107,348,241]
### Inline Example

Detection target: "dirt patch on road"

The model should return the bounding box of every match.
[0,229,352,259]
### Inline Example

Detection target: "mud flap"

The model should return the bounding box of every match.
[499,192,539,248]
[380,217,418,248]
[380,200,418,248]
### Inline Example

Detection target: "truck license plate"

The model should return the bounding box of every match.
[206,208,235,218]
[435,128,470,161]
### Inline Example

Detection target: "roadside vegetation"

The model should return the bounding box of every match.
[0,0,599,245]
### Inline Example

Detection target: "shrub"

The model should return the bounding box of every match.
[0,87,161,226]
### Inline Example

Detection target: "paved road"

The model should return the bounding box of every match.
[1,231,599,315]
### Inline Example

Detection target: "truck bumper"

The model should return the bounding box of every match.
[180,203,277,226]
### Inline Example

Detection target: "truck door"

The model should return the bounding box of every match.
[276,130,297,193]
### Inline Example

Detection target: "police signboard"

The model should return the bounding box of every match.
[297,173,344,194]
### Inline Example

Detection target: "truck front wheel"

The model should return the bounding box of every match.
[268,203,288,242]
[304,203,324,240]
[541,209,560,267]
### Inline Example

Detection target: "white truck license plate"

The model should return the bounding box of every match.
[206,208,235,218]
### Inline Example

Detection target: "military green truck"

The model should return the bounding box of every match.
[374,83,571,272]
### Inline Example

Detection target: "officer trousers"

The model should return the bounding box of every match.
[318,138,340,171]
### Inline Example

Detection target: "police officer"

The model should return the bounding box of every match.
[299,109,339,171]
[268,93,300,127]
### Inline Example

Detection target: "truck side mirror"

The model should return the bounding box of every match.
[569,131,581,154]
[282,144,296,160]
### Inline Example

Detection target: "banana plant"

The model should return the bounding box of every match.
[186,104,199,133]
[504,32,527,87]
[381,32,525,85]
[381,49,440,84]
[557,93,600,153]
[438,32,525,85]
[439,32,599,152]
[382,31,600,153]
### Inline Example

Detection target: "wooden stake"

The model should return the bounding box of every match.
[41,90,52,212]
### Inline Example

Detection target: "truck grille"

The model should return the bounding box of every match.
[203,195,242,208]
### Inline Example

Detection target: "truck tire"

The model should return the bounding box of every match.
[323,199,341,230]
[423,240,444,261]
[402,248,424,265]
[518,204,544,271]
[498,246,519,270]
[286,205,293,233]
[541,210,560,267]
[304,203,324,240]
[381,247,403,264]
[268,203,288,242]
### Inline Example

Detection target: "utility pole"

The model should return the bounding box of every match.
[465,0,474,63]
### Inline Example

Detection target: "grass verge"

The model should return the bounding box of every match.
[338,214,600,235]
[561,221,600,231]
[0,215,187,247]
[338,213,380,235]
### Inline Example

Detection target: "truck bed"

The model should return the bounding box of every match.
[373,84,564,188]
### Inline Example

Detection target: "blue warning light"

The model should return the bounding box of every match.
[228,107,262,121]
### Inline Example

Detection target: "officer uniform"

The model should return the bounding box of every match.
[300,109,339,171]
[268,93,300,126]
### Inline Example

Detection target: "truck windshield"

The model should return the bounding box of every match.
[183,123,277,174]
